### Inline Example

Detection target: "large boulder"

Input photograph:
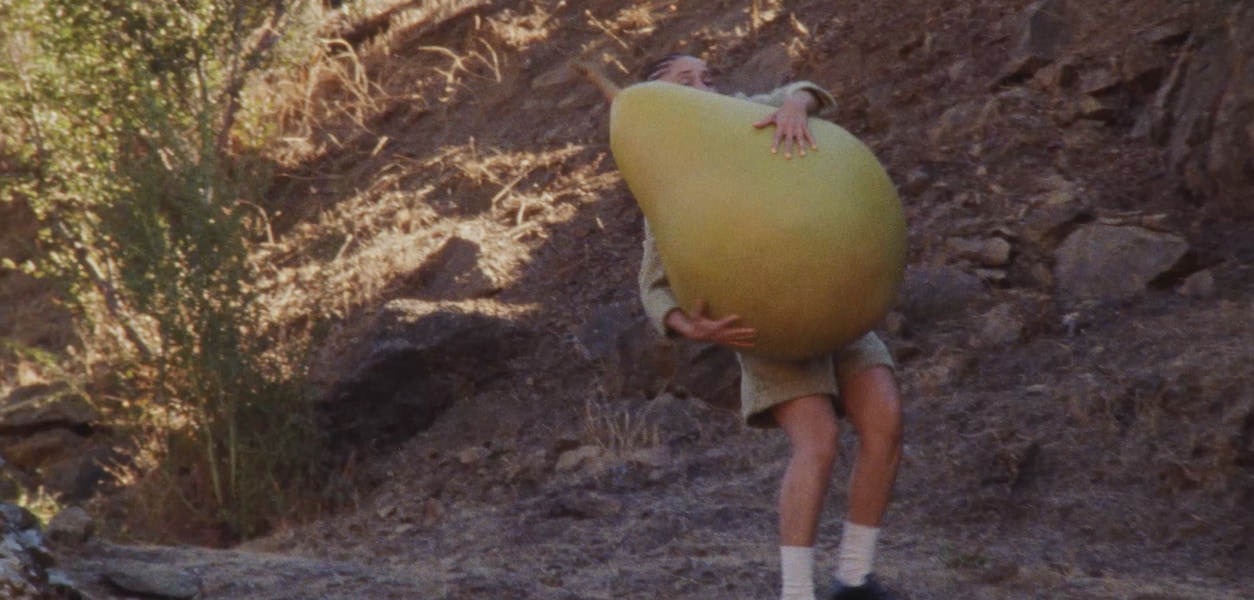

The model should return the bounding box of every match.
[1144,3,1254,216]
[320,304,534,455]
[0,503,83,599]
[104,562,201,600]
[575,301,740,411]
[998,0,1081,83]
[0,385,96,434]
[1054,224,1189,301]
[897,265,991,324]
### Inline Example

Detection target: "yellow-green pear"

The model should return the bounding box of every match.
[611,81,906,361]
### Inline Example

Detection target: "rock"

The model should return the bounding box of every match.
[41,448,113,502]
[458,446,491,465]
[47,507,94,545]
[46,569,86,600]
[883,312,907,337]
[0,385,97,433]
[977,303,1025,346]
[929,99,984,144]
[1030,61,1077,95]
[320,308,532,455]
[574,301,679,401]
[626,446,672,469]
[1054,224,1189,301]
[1073,67,1131,124]
[639,393,707,445]
[999,0,1079,83]
[17,529,54,569]
[1150,3,1254,216]
[1,429,84,471]
[1142,19,1191,46]
[104,562,201,599]
[554,445,603,473]
[1017,187,1091,248]
[916,352,972,394]
[898,265,990,323]
[979,560,1022,583]
[574,301,740,411]
[0,476,18,503]
[548,490,623,519]
[408,236,500,299]
[975,268,1008,285]
[1076,94,1124,123]
[1079,68,1122,96]
[946,237,1013,267]
[0,504,38,531]
[1120,42,1166,91]
[0,567,41,600]
[1177,270,1216,298]
[900,168,933,196]
[668,345,740,412]
[0,502,72,599]
[575,301,641,364]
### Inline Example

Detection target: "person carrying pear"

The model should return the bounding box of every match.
[616,54,908,600]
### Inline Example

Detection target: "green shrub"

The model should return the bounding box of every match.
[0,0,329,541]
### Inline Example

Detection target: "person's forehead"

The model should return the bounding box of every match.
[670,56,709,72]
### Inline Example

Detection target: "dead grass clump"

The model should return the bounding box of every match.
[485,6,555,49]
[582,396,662,459]
[248,1,499,169]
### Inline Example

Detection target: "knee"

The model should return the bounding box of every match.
[793,420,839,466]
[859,417,902,458]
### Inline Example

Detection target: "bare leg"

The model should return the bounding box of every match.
[839,366,903,526]
[771,394,840,546]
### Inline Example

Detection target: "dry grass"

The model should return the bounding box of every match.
[250,141,590,331]
[581,395,662,460]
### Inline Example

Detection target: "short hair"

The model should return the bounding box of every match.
[641,54,687,82]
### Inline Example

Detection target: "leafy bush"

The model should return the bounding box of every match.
[0,0,329,540]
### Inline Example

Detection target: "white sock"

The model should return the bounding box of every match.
[780,546,816,600]
[835,521,880,587]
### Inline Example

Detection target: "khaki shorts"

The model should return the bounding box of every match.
[739,332,895,428]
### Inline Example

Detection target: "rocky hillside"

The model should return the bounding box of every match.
[2,0,1252,598]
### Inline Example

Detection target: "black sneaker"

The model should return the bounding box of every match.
[830,574,900,600]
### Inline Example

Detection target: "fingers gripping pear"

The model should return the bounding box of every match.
[611,82,906,361]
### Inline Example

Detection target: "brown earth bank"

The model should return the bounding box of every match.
[2,0,1252,598]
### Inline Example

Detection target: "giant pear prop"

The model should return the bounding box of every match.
[611,82,906,361]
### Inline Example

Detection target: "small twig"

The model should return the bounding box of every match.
[584,10,630,50]
[235,200,275,245]
[571,60,621,102]
[477,38,502,82]
[333,233,355,262]
[489,167,535,211]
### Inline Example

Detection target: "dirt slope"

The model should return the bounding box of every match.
[47,0,1254,598]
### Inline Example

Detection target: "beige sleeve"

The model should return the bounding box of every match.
[742,81,837,113]
[638,223,682,337]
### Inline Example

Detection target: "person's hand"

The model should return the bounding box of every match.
[664,300,757,349]
[752,92,819,159]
